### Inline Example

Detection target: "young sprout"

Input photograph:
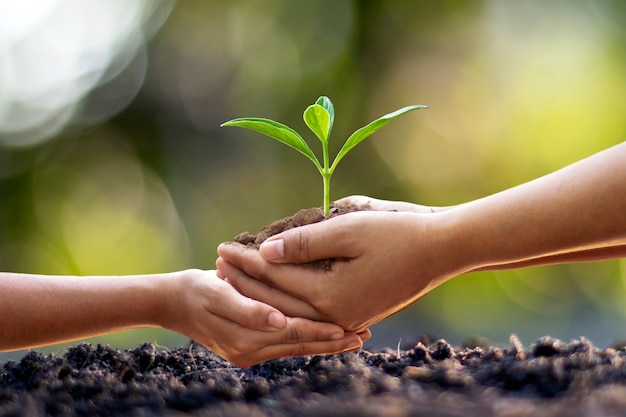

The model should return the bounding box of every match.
[221,96,428,216]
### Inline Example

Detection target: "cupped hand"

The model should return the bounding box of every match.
[158,269,366,368]
[216,210,461,334]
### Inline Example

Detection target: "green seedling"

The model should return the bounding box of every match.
[221,96,428,216]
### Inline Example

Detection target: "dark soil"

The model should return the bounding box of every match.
[234,203,367,269]
[234,203,366,248]
[3,336,626,416]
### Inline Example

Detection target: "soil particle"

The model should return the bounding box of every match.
[3,337,626,416]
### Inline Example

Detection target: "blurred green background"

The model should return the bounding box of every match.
[1,0,626,361]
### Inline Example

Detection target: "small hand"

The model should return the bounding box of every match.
[159,269,365,368]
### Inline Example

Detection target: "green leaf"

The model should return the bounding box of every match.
[303,104,330,144]
[330,104,429,172]
[221,118,321,169]
[315,96,334,139]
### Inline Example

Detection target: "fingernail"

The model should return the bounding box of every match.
[330,332,344,340]
[260,239,284,261]
[346,340,362,351]
[268,311,287,329]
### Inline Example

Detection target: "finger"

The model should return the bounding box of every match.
[336,195,430,213]
[216,246,321,300]
[335,194,397,211]
[357,329,372,342]
[256,215,362,263]
[192,315,353,368]
[207,275,288,331]
[276,317,346,344]
[242,317,360,362]
[334,194,374,207]
[249,334,363,366]
[216,258,320,320]
[215,269,226,280]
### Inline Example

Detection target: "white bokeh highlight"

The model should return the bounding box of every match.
[0,0,173,147]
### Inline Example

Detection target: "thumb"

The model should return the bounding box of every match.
[259,218,356,264]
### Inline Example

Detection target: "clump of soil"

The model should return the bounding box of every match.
[3,336,626,416]
[234,203,367,248]
[234,203,368,269]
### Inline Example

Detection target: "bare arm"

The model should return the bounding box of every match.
[340,149,626,269]
[447,142,626,271]
[0,272,165,350]
[473,245,626,271]
[0,270,363,367]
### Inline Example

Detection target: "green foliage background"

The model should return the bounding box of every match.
[1,0,626,357]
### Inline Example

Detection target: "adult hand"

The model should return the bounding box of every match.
[217,210,461,334]
[158,269,366,368]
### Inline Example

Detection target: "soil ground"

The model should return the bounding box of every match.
[2,337,626,416]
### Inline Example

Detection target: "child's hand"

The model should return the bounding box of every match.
[158,269,365,368]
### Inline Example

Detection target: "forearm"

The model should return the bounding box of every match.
[473,244,626,271]
[445,142,626,272]
[0,272,173,351]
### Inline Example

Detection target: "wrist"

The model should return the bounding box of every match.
[438,201,529,272]
[426,210,479,277]
[392,212,471,300]
[149,270,186,329]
